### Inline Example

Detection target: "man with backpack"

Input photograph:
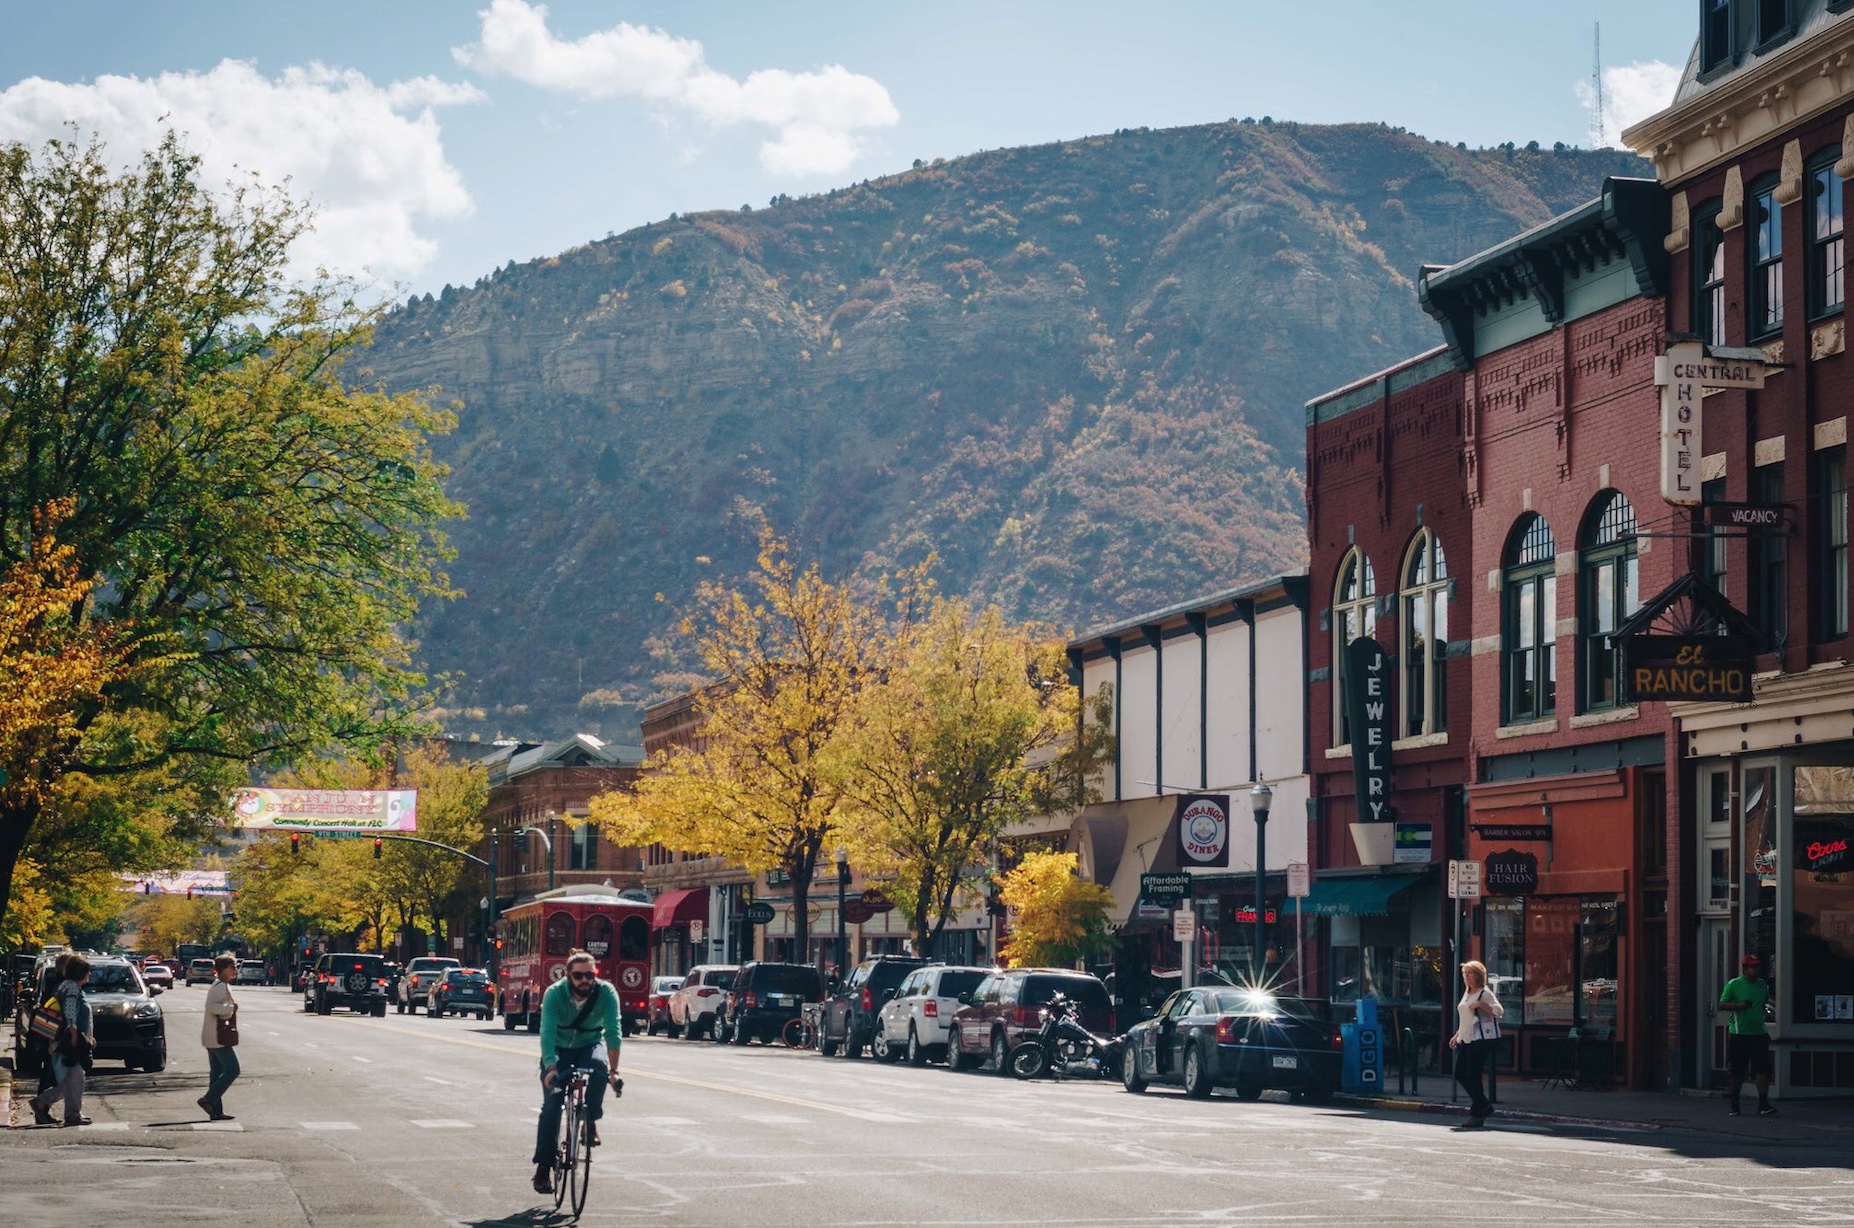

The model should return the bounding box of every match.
[531,950,622,1196]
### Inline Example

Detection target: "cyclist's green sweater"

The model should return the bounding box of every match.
[539,976,622,1068]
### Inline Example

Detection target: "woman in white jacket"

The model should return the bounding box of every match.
[200,954,240,1120]
[1448,960,1503,1129]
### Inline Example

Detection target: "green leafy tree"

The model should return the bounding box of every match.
[838,598,1113,955]
[591,528,899,957]
[997,850,1114,969]
[0,133,460,933]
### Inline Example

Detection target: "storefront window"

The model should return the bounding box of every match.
[1745,766,1779,963]
[1791,765,1854,1026]
[1580,901,1620,1031]
[1484,898,1525,1026]
[1327,944,1441,1007]
[1525,898,1579,1025]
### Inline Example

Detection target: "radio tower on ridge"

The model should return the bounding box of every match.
[1590,22,1608,148]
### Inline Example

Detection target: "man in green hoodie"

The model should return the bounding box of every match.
[1720,952,1775,1117]
[532,950,623,1195]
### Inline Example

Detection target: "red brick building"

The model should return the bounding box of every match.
[1307,178,1678,1087]
[1625,0,1854,1096]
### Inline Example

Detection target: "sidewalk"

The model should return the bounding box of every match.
[1337,1073,1854,1143]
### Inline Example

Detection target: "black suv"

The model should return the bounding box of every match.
[717,961,823,1045]
[818,956,925,1059]
[304,952,389,1016]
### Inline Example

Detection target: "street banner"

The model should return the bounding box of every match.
[1173,794,1231,868]
[122,869,230,895]
[228,787,418,832]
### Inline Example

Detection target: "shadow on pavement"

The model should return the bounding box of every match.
[465,1210,577,1228]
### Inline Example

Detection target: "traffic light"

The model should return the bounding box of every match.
[372,837,383,860]
[289,832,301,856]
[186,888,193,900]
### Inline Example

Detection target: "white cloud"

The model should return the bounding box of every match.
[0,60,483,280]
[1577,60,1683,146]
[454,0,898,178]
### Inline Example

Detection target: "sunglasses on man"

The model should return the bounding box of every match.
[569,972,596,982]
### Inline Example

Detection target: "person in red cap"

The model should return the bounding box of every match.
[1719,953,1775,1117]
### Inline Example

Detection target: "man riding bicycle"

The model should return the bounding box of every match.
[532,950,622,1195]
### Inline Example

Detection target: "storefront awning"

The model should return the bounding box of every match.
[652,887,708,929]
[1301,875,1417,917]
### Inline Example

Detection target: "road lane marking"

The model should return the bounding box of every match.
[351,1056,373,1064]
[410,1119,474,1129]
[302,1121,360,1130]
[423,1076,454,1085]
[366,1019,904,1121]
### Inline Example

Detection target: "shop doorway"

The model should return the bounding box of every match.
[1695,917,1732,1088]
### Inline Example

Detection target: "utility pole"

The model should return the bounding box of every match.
[1590,22,1606,149]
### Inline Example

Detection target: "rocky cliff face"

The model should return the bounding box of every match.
[362,121,1649,739]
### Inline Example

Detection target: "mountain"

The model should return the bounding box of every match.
[361,120,1649,740]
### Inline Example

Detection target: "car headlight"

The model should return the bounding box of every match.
[132,1002,161,1019]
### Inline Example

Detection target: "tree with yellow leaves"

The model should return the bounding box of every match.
[837,598,1112,956]
[590,528,895,958]
[997,850,1114,969]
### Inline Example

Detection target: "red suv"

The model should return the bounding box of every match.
[949,968,1113,1074]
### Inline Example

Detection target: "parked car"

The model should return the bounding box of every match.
[185,958,215,987]
[716,961,823,1045]
[140,961,175,992]
[1121,987,1341,1102]
[644,976,685,1035]
[667,964,736,1040]
[236,960,266,986]
[818,956,926,1058]
[303,952,389,1016]
[397,956,461,1015]
[427,967,494,1019]
[949,967,1114,1074]
[13,956,168,1074]
[874,964,990,1065]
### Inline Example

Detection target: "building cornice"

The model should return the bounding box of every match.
[1623,18,1854,184]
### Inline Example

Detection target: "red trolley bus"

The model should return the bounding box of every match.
[497,886,653,1035]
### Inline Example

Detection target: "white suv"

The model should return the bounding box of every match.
[874,964,990,1066]
[666,964,737,1040]
[398,956,460,1015]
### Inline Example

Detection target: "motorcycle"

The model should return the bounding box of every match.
[1007,993,1126,1081]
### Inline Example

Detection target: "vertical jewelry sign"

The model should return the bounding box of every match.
[1655,340,1703,506]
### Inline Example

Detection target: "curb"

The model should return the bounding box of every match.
[1332,1092,1666,1132]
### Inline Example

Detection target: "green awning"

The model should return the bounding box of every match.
[1299,875,1417,917]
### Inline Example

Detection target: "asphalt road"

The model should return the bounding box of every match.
[3,986,1848,1227]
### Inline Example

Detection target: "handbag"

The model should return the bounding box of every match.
[216,1012,240,1047]
[27,996,62,1044]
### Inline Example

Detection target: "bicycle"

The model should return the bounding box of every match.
[783,1009,817,1050]
[549,1065,621,1220]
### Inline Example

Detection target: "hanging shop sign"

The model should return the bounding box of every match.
[1392,822,1432,865]
[1344,636,1393,823]
[1174,794,1232,868]
[1472,824,1552,842]
[1625,634,1755,703]
[744,902,777,925]
[1483,850,1539,895]
[1140,872,1192,909]
[1655,342,1768,507]
[859,889,895,913]
[1703,503,1787,528]
[841,900,876,925]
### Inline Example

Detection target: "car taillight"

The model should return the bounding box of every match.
[374,978,386,987]
[1012,1005,1041,1027]
[696,987,716,997]
[1331,1027,1345,1051]
[922,999,938,1018]
[861,988,872,1012]
[1215,1016,1238,1044]
[745,991,756,1008]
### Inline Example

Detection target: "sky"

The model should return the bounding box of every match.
[0,1,1697,298]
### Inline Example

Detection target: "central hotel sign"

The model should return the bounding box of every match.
[1655,341,1768,507]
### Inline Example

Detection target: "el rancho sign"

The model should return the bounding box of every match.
[1625,635,1754,704]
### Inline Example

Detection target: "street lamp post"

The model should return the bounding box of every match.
[835,845,850,980]
[1251,777,1273,984]
[487,830,499,988]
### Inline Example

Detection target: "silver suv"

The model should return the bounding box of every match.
[397,956,461,1015]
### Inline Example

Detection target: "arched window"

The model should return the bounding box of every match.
[1503,515,1558,724]
[619,915,650,961]
[1332,548,1377,746]
[1400,530,1449,738]
[545,911,575,957]
[1580,493,1639,712]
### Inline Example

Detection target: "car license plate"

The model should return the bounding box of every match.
[769,994,792,1006]
[1272,1054,1298,1069]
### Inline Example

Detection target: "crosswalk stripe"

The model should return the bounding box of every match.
[351,1056,373,1064]
[301,1121,360,1130]
[410,1119,474,1129]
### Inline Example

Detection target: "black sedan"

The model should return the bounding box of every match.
[427,967,493,1020]
[1121,987,1339,1102]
